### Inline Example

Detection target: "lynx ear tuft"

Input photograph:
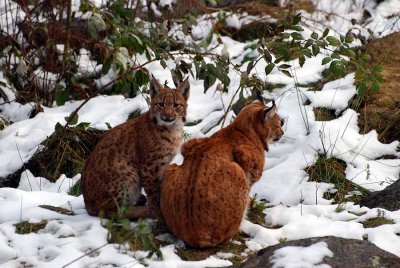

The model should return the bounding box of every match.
[179,77,190,100]
[262,100,276,119]
[255,89,265,104]
[149,75,163,98]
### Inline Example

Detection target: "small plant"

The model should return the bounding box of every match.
[102,204,162,259]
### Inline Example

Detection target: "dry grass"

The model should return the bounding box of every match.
[39,205,75,215]
[362,217,395,228]
[15,220,48,234]
[313,108,337,121]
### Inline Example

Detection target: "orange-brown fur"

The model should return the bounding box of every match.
[81,77,190,220]
[160,101,284,247]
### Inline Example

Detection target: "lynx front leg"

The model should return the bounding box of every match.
[233,145,264,184]
[141,175,162,219]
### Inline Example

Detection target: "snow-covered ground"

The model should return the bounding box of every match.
[1,0,400,267]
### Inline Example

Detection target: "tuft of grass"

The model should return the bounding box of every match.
[39,205,75,215]
[176,232,252,264]
[313,108,337,121]
[128,110,142,120]
[362,217,395,228]
[0,116,11,131]
[3,123,104,185]
[68,179,82,196]
[306,155,370,203]
[15,220,48,234]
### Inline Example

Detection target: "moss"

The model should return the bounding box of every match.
[306,155,370,203]
[362,217,395,228]
[176,232,251,264]
[15,220,48,234]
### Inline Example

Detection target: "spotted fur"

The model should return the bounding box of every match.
[81,77,190,219]
[160,101,284,247]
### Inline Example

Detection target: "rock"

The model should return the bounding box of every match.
[359,179,400,211]
[230,236,400,268]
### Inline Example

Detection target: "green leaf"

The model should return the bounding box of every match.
[326,36,339,46]
[321,57,331,65]
[65,113,79,126]
[55,91,69,106]
[265,63,275,75]
[311,32,318,40]
[330,61,344,76]
[293,13,302,25]
[279,64,291,69]
[346,48,356,58]
[373,65,383,73]
[291,32,304,40]
[331,52,340,59]
[345,34,354,43]
[281,70,292,77]
[88,13,106,40]
[305,39,313,48]
[371,82,380,93]
[322,28,330,38]
[356,82,367,93]
[290,25,304,31]
[312,44,319,56]
[264,50,272,62]
[361,53,371,61]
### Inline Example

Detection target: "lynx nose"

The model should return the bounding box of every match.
[161,115,175,122]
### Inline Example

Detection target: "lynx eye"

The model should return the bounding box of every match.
[157,103,165,107]
[174,103,182,108]
[280,119,284,126]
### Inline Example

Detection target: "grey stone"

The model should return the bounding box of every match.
[230,236,400,268]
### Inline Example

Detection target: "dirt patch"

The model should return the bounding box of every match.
[358,32,400,143]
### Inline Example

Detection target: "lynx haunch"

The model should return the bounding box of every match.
[81,77,190,220]
[160,101,284,248]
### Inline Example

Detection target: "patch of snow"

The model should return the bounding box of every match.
[270,242,334,268]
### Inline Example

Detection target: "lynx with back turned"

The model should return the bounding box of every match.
[160,101,284,247]
[81,77,190,219]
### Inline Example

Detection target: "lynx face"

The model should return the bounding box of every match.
[255,102,285,151]
[149,78,190,127]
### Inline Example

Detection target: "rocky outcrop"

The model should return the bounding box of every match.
[231,236,400,268]
[359,179,400,211]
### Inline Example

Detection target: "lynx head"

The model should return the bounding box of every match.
[149,76,190,127]
[235,100,284,151]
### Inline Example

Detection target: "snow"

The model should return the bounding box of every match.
[270,242,334,268]
[1,0,400,267]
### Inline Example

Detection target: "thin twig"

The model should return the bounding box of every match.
[62,243,109,268]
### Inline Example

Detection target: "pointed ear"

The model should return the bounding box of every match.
[178,77,190,100]
[149,76,163,98]
[262,100,276,119]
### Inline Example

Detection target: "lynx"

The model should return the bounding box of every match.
[160,101,284,247]
[81,77,190,219]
